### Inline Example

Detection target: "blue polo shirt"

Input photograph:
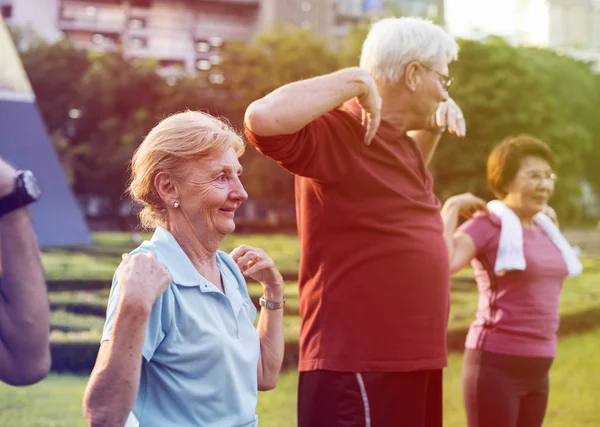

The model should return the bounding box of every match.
[101,227,260,427]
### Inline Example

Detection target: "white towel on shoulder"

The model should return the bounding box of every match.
[487,200,583,278]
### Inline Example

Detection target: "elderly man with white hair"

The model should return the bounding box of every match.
[245,17,464,426]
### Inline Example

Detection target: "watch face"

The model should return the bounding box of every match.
[22,171,41,200]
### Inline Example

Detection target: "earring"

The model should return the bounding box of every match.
[173,202,179,208]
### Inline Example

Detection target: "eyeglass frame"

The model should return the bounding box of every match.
[419,64,454,91]
[518,171,558,185]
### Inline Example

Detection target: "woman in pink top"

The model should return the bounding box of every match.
[441,135,569,427]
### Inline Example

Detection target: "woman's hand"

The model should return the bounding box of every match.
[231,245,284,292]
[117,252,172,310]
[445,193,487,219]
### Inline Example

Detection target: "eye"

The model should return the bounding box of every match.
[216,173,227,182]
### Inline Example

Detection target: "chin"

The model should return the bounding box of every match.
[217,221,236,235]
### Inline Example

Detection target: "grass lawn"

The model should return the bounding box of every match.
[2,327,599,426]
[42,233,301,280]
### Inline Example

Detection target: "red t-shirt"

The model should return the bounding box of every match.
[459,213,568,358]
[245,101,449,372]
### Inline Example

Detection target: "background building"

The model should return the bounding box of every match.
[0,0,341,76]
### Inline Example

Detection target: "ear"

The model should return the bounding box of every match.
[154,171,180,207]
[403,61,421,92]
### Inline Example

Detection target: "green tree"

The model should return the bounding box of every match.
[219,27,340,208]
[432,37,599,222]
[19,40,91,182]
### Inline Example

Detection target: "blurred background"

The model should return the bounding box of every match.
[0,1,599,426]
[2,0,600,231]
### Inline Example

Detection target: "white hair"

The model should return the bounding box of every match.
[360,17,459,87]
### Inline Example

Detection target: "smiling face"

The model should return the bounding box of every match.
[503,155,555,220]
[175,147,248,237]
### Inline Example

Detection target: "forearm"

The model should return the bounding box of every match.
[0,208,50,384]
[256,285,284,391]
[441,199,461,265]
[245,67,369,136]
[408,129,443,166]
[83,300,149,426]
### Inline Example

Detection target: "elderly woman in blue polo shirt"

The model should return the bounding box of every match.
[83,111,285,427]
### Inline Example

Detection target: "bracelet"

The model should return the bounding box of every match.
[259,296,286,310]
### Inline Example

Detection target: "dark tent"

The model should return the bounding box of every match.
[0,17,91,247]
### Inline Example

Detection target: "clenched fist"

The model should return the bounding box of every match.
[116,252,172,310]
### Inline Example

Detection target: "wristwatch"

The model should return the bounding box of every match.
[259,296,286,310]
[0,170,41,218]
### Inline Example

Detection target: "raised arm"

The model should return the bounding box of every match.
[0,158,50,385]
[408,97,467,166]
[441,194,486,274]
[83,252,171,426]
[231,246,284,391]
[245,67,382,145]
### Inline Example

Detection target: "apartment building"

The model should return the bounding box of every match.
[1,0,338,76]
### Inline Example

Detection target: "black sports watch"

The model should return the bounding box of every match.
[0,170,41,218]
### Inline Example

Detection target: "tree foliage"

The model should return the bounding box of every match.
[433,37,600,220]
[12,26,600,223]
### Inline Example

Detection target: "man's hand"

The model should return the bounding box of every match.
[355,72,382,146]
[432,98,466,137]
[541,205,559,227]
[0,157,18,198]
[116,252,172,310]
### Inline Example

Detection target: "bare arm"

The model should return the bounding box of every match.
[83,252,171,426]
[255,284,285,391]
[0,159,50,386]
[441,194,486,274]
[408,130,443,166]
[408,98,466,166]
[245,67,381,144]
[83,301,149,426]
[231,246,284,391]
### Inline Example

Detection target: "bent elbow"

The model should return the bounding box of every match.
[245,100,280,137]
[2,349,51,386]
[258,371,280,391]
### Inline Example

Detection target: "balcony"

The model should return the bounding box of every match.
[59,2,126,34]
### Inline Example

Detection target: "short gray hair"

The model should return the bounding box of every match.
[360,17,459,87]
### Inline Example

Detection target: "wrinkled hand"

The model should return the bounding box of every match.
[231,245,283,289]
[432,98,466,137]
[116,252,172,309]
[0,156,18,198]
[355,73,382,146]
[541,205,559,226]
[448,193,487,219]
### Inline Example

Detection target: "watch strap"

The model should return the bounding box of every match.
[0,171,38,218]
[259,295,286,310]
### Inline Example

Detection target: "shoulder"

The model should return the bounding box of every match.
[462,212,501,231]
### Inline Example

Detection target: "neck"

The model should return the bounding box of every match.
[378,85,422,134]
[502,199,535,227]
[167,221,225,272]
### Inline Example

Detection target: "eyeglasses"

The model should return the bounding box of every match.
[420,64,454,90]
[519,171,558,185]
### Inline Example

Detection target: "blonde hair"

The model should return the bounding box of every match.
[129,110,245,229]
[360,17,459,87]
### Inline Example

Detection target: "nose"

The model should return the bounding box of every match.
[231,175,248,202]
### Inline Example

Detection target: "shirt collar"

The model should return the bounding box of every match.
[148,227,245,316]
[148,226,201,287]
